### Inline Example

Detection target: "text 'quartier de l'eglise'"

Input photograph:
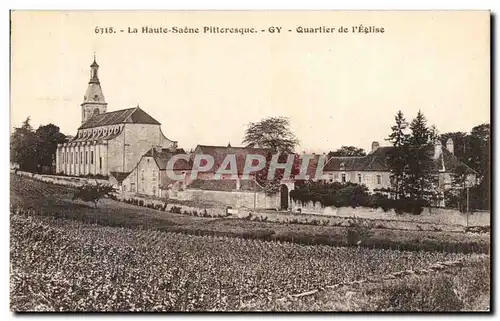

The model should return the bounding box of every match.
[296,25,385,34]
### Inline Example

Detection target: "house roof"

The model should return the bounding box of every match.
[109,171,131,183]
[144,148,192,170]
[79,107,161,129]
[324,145,475,174]
[187,179,264,192]
[194,145,271,174]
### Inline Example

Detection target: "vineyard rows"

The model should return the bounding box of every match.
[10,211,481,311]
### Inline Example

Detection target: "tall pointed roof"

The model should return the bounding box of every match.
[78,107,161,129]
[83,55,106,104]
[83,82,106,105]
[90,54,99,68]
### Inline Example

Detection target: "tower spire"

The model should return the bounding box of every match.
[89,54,100,84]
[81,56,107,124]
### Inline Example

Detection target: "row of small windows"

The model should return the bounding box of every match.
[330,173,382,185]
[77,125,123,140]
[61,151,102,169]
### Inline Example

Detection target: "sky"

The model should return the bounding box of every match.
[10,11,490,153]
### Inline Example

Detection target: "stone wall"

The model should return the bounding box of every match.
[14,171,110,187]
[178,189,280,209]
[291,200,490,227]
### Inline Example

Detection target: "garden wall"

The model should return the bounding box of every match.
[291,200,490,227]
[13,170,109,187]
[177,189,280,210]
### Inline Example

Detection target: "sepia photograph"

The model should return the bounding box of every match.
[9,10,491,312]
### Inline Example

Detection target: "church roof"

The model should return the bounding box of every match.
[79,107,161,129]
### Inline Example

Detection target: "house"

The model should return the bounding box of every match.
[322,140,476,206]
[56,57,178,177]
[322,142,393,191]
[115,147,191,197]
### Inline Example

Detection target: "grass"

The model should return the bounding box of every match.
[252,256,490,311]
[10,175,491,254]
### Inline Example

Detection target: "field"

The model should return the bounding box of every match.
[10,212,489,311]
[9,175,491,254]
[9,175,491,311]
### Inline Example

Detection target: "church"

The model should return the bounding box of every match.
[56,57,178,177]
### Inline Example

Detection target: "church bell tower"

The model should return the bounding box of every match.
[81,55,107,124]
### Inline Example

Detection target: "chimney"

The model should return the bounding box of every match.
[446,138,454,155]
[371,141,380,152]
[434,140,442,160]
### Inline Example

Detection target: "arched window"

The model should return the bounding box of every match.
[93,108,100,116]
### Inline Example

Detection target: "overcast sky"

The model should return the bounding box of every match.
[11,11,490,153]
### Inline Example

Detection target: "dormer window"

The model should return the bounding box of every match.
[340,162,345,171]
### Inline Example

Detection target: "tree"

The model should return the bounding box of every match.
[469,123,490,210]
[35,124,67,173]
[329,146,366,157]
[406,110,436,205]
[386,111,410,199]
[242,117,299,153]
[11,118,68,174]
[255,151,300,195]
[10,117,37,172]
[72,182,117,208]
[440,124,490,210]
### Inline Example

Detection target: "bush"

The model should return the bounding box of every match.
[72,183,117,208]
[170,206,182,214]
[370,193,391,212]
[290,181,371,208]
[345,217,374,246]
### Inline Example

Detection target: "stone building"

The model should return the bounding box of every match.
[322,139,476,206]
[56,57,178,177]
[117,147,191,197]
[322,142,393,191]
